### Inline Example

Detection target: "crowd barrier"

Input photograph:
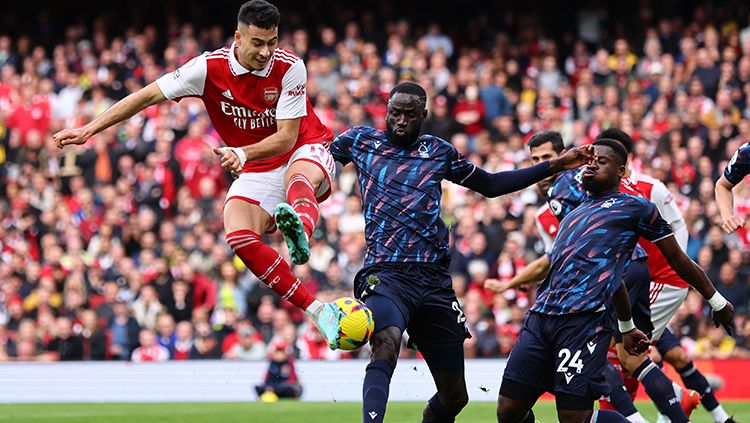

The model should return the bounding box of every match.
[0,358,747,403]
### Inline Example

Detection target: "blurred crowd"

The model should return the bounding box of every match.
[2,2,750,363]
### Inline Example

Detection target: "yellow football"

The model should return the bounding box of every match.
[333,297,375,350]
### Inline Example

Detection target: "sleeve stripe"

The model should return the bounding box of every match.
[649,233,674,243]
[458,165,476,184]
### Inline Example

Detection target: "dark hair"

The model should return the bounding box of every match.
[527,131,564,153]
[389,82,427,104]
[238,0,280,29]
[597,128,633,154]
[593,138,628,165]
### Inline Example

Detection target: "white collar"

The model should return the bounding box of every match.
[228,42,273,77]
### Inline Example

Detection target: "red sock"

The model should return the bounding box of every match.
[226,229,315,309]
[286,173,319,238]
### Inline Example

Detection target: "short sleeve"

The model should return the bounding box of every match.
[330,127,361,165]
[650,180,683,225]
[444,143,477,185]
[723,142,750,186]
[276,60,307,120]
[635,198,674,242]
[155,54,207,100]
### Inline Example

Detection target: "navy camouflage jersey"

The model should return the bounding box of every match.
[532,192,673,315]
[724,142,750,185]
[548,168,648,261]
[330,126,475,266]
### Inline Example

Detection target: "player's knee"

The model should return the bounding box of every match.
[664,347,691,369]
[370,328,401,364]
[442,390,468,413]
[496,396,528,422]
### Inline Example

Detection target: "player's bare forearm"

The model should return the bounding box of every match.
[612,283,633,322]
[714,176,735,220]
[54,82,166,148]
[85,82,166,137]
[715,175,746,233]
[241,118,299,161]
[656,235,716,299]
[510,255,550,288]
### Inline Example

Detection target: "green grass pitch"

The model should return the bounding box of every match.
[0,401,748,422]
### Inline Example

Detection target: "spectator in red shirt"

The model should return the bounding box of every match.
[131,328,169,362]
[453,84,486,139]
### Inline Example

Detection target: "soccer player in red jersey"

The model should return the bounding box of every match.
[52,0,342,348]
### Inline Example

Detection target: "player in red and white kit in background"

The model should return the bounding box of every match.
[51,0,343,349]
[489,129,735,423]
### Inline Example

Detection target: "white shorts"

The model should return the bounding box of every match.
[225,143,336,217]
[649,282,688,342]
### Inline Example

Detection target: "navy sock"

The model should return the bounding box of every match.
[591,410,630,422]
[362,359,394,423]
[678,362,720,410]
[632,359,688,423]
[422,394,456,423]
[602,361,639,417]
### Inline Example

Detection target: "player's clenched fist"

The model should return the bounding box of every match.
[213,147,246,175]
[622,328,650,356]
[52,127,89,149]
[550,144,595,172]
[712,302,735,335]
[720,215,745,234]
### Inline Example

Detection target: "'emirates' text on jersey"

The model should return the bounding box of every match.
[156,44,333,173]
[330,126,476,266]
[532,192,673,315]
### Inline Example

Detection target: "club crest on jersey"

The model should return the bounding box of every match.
[601,198,617,208]
[263,87,279,104]
[418,142,429,158]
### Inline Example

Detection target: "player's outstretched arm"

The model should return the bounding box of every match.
[612,283,650,356]
[52,82,167,149]
[457,145,594,198]
[655,235,735,334]
[715,175,745,234]
[484,255,550,292]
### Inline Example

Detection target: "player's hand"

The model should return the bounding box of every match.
[552,145,595,171]
[484,278,511,293]
[720,215,745,234]
[622,328,650,356]
[213,147,244,174]
[712,302,735,335]
[52,127,90,149]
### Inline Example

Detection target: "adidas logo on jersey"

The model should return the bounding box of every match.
[222,90,234,100]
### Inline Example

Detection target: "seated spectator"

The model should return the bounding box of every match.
[131,329,170,362]
[46,316,83,361]
[695,325,736,359]
[108,301,141,360]
[254,341,303,401]
[173,321,195,361]
[224,323,266,361]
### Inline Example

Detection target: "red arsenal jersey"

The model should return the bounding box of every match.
[624,173,689,288]
[156,43,333,173]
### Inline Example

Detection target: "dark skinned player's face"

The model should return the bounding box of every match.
[386,93,427,147]
[581,145,625,193]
